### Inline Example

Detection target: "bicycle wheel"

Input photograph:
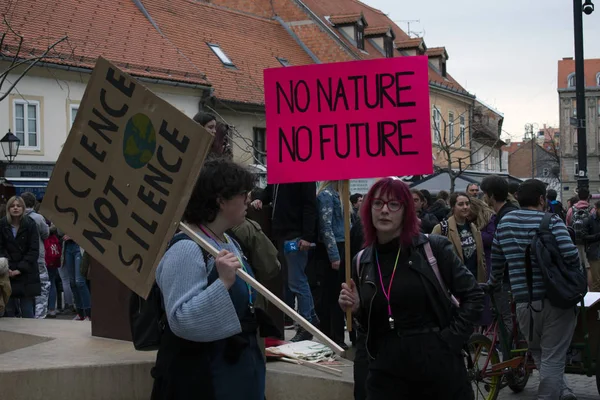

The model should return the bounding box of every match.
[466,333,501,400]
[507,356,531,393]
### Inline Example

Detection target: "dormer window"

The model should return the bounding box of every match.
[596,72,600,86]
[208,43,235,68]
[568,73,576,88]
[356,20,364,50]
[441,61,447,78]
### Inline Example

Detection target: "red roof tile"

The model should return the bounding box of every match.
[364,26,391,36]
[557,58,600,89]
[395,38,425,50]
[328,13,364,25]
[0,0,209,85]
[141,0,316,105]
[426,47,448,59]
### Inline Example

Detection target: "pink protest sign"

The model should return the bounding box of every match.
[264,56,432,184]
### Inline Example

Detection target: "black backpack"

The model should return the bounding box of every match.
[569,205,593,244]
[129,233,211,351]
[525,213,587,312]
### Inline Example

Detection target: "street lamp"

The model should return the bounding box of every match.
[573,0,594,192]
[0,129,21,164]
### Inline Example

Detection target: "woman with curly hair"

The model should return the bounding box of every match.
[151,159,265,400]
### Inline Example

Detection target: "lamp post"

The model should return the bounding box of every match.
[0,129,21,179]
[573,0,594,192]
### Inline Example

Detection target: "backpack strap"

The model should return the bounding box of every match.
[540,212,553,232]
[440,219,449,237]
[424,236,459,307]
[524,214,549,342]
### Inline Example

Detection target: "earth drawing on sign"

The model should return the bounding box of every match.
[123,113,157,169]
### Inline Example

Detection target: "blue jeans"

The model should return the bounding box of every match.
[47,268,59,311]
[6,296,35,318]
[285,244,317,323]
[64,241,91,310]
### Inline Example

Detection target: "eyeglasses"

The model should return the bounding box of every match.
[372,198,403,212]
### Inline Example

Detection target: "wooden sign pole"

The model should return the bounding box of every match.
[178,222,346,356]
[340,180,353,332]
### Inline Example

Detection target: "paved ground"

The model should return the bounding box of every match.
[496,372,598,400]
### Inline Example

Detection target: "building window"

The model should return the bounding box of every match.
[597,72,600,86]
[572,99,577,117]
[575,161,579,177]
[208,43,235,67]
[432,107,441,144]
[459,115,466,147]
[384,35,394,58]
[253,128,266,165]
[568,73,576,88]
[355,20,365,50]
[277,57,291,67]
[448,111,455,144]
[441,61,447,78]
[13,99,40,149]
[543,168,550,177]
[70,104,79,129]
[597,98,600,117]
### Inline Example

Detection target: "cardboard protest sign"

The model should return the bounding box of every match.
[40,57,213,298]
[264,56,432,184]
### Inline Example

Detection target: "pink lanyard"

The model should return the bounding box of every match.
[375,247,401,330]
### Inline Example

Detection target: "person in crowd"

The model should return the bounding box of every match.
[468,196,496,326]
[566,187,593,273]
[0,196,40,318]
[489,179,579,400]
[151,159,265,400]
[420,190,433,211]
[252,182,319,341]
[350,193,363,225]
[0,256,11,317]
[411,189,439,234]
[21,192,50,319]
[437,190,450,206]
[61,232,91,320]
[466,183,480,197]
[428,198,451,222]
[432,192,486,283]
[480,175,520,344]
[44,223,62,318]
[338,177,483,399]
[567,196,579,210]
[585,201,600,292]
[546,189,566,221]
[192,111,217,137]
[315,181,346,348]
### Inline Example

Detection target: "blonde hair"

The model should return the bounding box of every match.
[6,196,26,225]
[469,196,495,231]
[317,180,338,195]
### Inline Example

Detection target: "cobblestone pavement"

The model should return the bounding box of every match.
[496,372,598,400]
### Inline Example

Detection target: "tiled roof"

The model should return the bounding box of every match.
[328,13,364,25]
[0,0,209,86]
[557,58,600,89]
[297,0,470,95]
[141,0,316,105]
[426,47,448,58]
[364,26,391,36]
[395,38,426,50]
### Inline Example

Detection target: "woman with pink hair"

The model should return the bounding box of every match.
[339,178,483,399]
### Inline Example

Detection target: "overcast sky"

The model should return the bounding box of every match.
[363,0,600,140]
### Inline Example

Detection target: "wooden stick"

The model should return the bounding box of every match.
[279,357,343,376]
[178,222,346,356]
[341,180,353,332]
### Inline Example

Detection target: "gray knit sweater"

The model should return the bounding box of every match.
[156,235,242,342]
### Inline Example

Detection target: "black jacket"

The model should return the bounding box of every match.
[427,200,451,223]
[0,216,40,297]
[496,201,520,226]
[353,234,483,359]
[419,211,439,234]
[260,183,317,242]
[585,213,600,261]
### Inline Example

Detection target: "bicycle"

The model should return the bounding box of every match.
[464,291,536,400]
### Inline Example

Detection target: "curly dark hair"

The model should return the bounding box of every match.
[184,159,257,224]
